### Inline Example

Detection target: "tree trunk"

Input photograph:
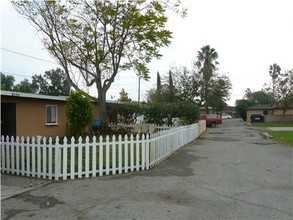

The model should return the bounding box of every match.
[97,89,107,134]
[205,84,209,114]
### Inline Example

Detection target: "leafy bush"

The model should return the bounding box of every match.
[66,91,93,137]
[144,102,199,125]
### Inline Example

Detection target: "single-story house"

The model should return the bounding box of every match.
[1,90,101,138]
[247,104,293,123]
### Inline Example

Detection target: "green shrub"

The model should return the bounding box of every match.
[66,91,93,137]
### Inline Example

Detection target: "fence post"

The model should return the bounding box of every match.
[70,137,75,180]
[55,137,60,180]
[21,136,25,176]
[135,134,140,171]
[78,136,83,178]
[63,137,68,180]
[92,136,97,177]
[37,136,41,178]
[11,136,15,174]
[99,136,103,176]
[15,136,20,175]
[141,134,145,170]
[145,134,150,170]
[105,136,110,175]
[26,137,30,177]
[48,137,53,180]
[6,136,11,174]
[85,136,90,178]
[118,135,122,174]
[1,136,5,173]
[112,135,116,175]
[124,134,129,173]
[42,137,47,179]
[130,135,134,172]
[31,137,36,177]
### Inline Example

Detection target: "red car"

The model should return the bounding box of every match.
[201,114,222,128]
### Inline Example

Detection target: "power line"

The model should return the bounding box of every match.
[0,47,57,64]
[1,71,30,78]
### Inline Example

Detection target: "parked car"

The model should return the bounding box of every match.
[201,114,222,128]
[222,114,232,119]
[250,114,265,123]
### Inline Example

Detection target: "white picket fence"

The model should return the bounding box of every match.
[0,121,206,180]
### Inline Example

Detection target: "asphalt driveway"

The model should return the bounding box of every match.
[1,119,293,219]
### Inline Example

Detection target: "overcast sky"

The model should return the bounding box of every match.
[1,0,293,106]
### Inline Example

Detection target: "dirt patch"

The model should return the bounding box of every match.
[208,137,241,142]
[250,142,276,145]
[18,192,64,209]
[3,209,27,220]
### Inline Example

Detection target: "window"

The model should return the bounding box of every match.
[46,105,58,125]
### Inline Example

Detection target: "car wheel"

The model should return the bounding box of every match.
[211,122,216,128]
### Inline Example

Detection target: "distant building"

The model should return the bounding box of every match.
[247,104,293,123]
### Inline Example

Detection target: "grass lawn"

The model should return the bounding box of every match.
[250,122,293,146]
[267,131,293,147]
[251,122,293,127]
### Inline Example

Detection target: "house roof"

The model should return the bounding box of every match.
[247,104,276,110]
[0,90,126,104]
[1,90,67,101]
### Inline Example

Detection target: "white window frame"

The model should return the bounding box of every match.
[46,105,58,125]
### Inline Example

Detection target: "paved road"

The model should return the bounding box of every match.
[1,119,293,220]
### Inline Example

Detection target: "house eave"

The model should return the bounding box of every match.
[1,90,67,101]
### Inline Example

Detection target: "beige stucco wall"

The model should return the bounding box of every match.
[1,96,101,138]
[273,108,293,115]
[2,96,67,137]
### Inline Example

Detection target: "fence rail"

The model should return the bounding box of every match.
[0,121,206,180]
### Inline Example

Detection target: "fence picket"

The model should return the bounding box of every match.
[1,136,4,172]
[63,137,68,180]
[92,136,97,177]
[11,136,15,174]
[70,137,75,180]
[26,137,30,177]
[31,137,36,177]
[21,137,25,176]
[124,134,129,173]
[55,137,60,180]
[105,136,110,175]
[78,137,82,178]
[130,135,134,172]
[42,137,47,179]
[37,137,41,178]
[85,136,90,178]
[48,138,53,179]
[6,136,11,173]
[141,134,145,170]
[112,135,116,175]
[135,134,140,171]
[118,135,122,174]
[99,136,103,176]
[145,134,150,170]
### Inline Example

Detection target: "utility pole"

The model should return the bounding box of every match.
[138,76,141,104]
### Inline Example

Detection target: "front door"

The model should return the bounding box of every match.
[1,103,16,137]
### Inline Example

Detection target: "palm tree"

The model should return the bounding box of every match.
[196,45,219,113]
